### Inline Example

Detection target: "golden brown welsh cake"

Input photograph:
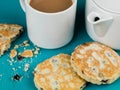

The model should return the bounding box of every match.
[34,54,86,90]
[71,42,120,85]
[0,24,23,56]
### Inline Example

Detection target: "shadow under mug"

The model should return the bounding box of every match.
[19,0,77,49]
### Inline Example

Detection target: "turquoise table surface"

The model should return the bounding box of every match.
[0,0,120,90]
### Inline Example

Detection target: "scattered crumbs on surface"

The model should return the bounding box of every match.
[21,40,30,46]
[7,59,17,66]
[35,47,40,51]
[20,50,33,58]
[34,47,40,55]
[24,63,30,72]
[12,68,16,71]
[14,45,19,49]
[7,59,14,66]
[6,40,41,81]
[9,40,40,60]
[13,40,29,50]
[12,74,23,81]
[34,50,38,55]
[10,49,17,59]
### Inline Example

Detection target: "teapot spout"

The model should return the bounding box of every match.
[87,12,114,37]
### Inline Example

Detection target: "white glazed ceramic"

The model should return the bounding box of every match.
[86,0,120,49]
[20,0,77,49]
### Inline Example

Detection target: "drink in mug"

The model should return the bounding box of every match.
[30,0,73,13]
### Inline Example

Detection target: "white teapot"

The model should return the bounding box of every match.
[86,0,120,49]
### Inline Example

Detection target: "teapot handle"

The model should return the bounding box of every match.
[19,0,26,12]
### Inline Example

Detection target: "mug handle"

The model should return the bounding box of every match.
[19,0,26,12]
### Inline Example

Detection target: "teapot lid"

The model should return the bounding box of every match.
[93,0,120,14]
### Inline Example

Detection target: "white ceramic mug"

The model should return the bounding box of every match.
[86,0,120,49]
[19,0,77,49]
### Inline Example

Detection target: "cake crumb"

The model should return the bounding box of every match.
[24,63,30,72]
[34,47,40,55]
[20,50,33,58]
[10,49,17,59]
[21,40,30,46]
[34,50,38,55]
[12,74,22,81]
[14,45,19,49]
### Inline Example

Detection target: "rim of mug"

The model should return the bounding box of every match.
[93,0,120,15]
[25,0,77,15]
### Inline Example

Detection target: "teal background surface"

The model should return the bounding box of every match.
[0,0,120,90]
